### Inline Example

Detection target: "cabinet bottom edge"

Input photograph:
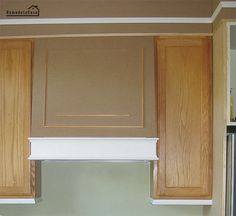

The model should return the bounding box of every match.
[150,198,213,205]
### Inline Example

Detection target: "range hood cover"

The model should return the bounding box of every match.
[29,137,158,161]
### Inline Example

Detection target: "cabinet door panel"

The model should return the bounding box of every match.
[32,37,156,137]
[153,37,212,198]
[0,40,38,197]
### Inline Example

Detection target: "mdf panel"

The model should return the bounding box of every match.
[0,40,37,197]
[203,21,228,216]
[32,37,156,137]
[153,37,212,199]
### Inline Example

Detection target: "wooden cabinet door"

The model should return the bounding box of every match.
[0,40,39,197]
[152,37,212,199]
[31,37,156,137]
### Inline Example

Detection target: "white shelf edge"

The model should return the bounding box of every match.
[0,198,42,204]
[29,157,159,161]
[150,199,213,206]
[29,137,158,161]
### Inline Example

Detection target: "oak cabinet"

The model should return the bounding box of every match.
[151,37,212,200]
[31,37,156,137]
[0,40,40,200]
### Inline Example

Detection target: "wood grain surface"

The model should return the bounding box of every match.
[152,36,212,199]
[0,40,39,197]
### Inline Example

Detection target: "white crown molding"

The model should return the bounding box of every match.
[0,17,212,25]
[221,1,236,8]
[151,199,213,205]
[211,2,223,21]
[29,137,158,161]
[211,1,236,22]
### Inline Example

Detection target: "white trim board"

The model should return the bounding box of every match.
[151,199,213,206]
[0,17,212,25]
[212,1,236,22]
[0,198,41,204]
[29,137,158,161]
[0,1,235,26]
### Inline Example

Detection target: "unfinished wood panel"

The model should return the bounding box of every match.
[152,37,212,199]
[0,40,38,197]
[31,37,156,137]
[203,21,228,216]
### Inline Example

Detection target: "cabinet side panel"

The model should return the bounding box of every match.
[203,21,228,216]
[0,40,34,197]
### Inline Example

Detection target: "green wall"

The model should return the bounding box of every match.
[0,162,202,216]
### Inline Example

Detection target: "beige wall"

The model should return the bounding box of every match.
[0,23,212,38]
[0,0,212,18]
[212,0,220,11]
[0,163,203,216]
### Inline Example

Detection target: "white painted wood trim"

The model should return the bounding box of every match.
[211,2,223,22]
[227,22,231,125]
[0,198,41,204]
[0,17,212,25]
[221,1,236,9]
[151,199,212,205]
[212,1,236,22]
[227,122,236,126]
[29,137,158,161]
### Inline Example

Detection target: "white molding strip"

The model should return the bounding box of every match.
[29,137,158,161]
[151,199,213,206]
[212,1,236,22]
[0,198,40,204]
[222,1,236,8]
[0,17,212,25]
[211,2,223,22]
[0,1,235,26]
